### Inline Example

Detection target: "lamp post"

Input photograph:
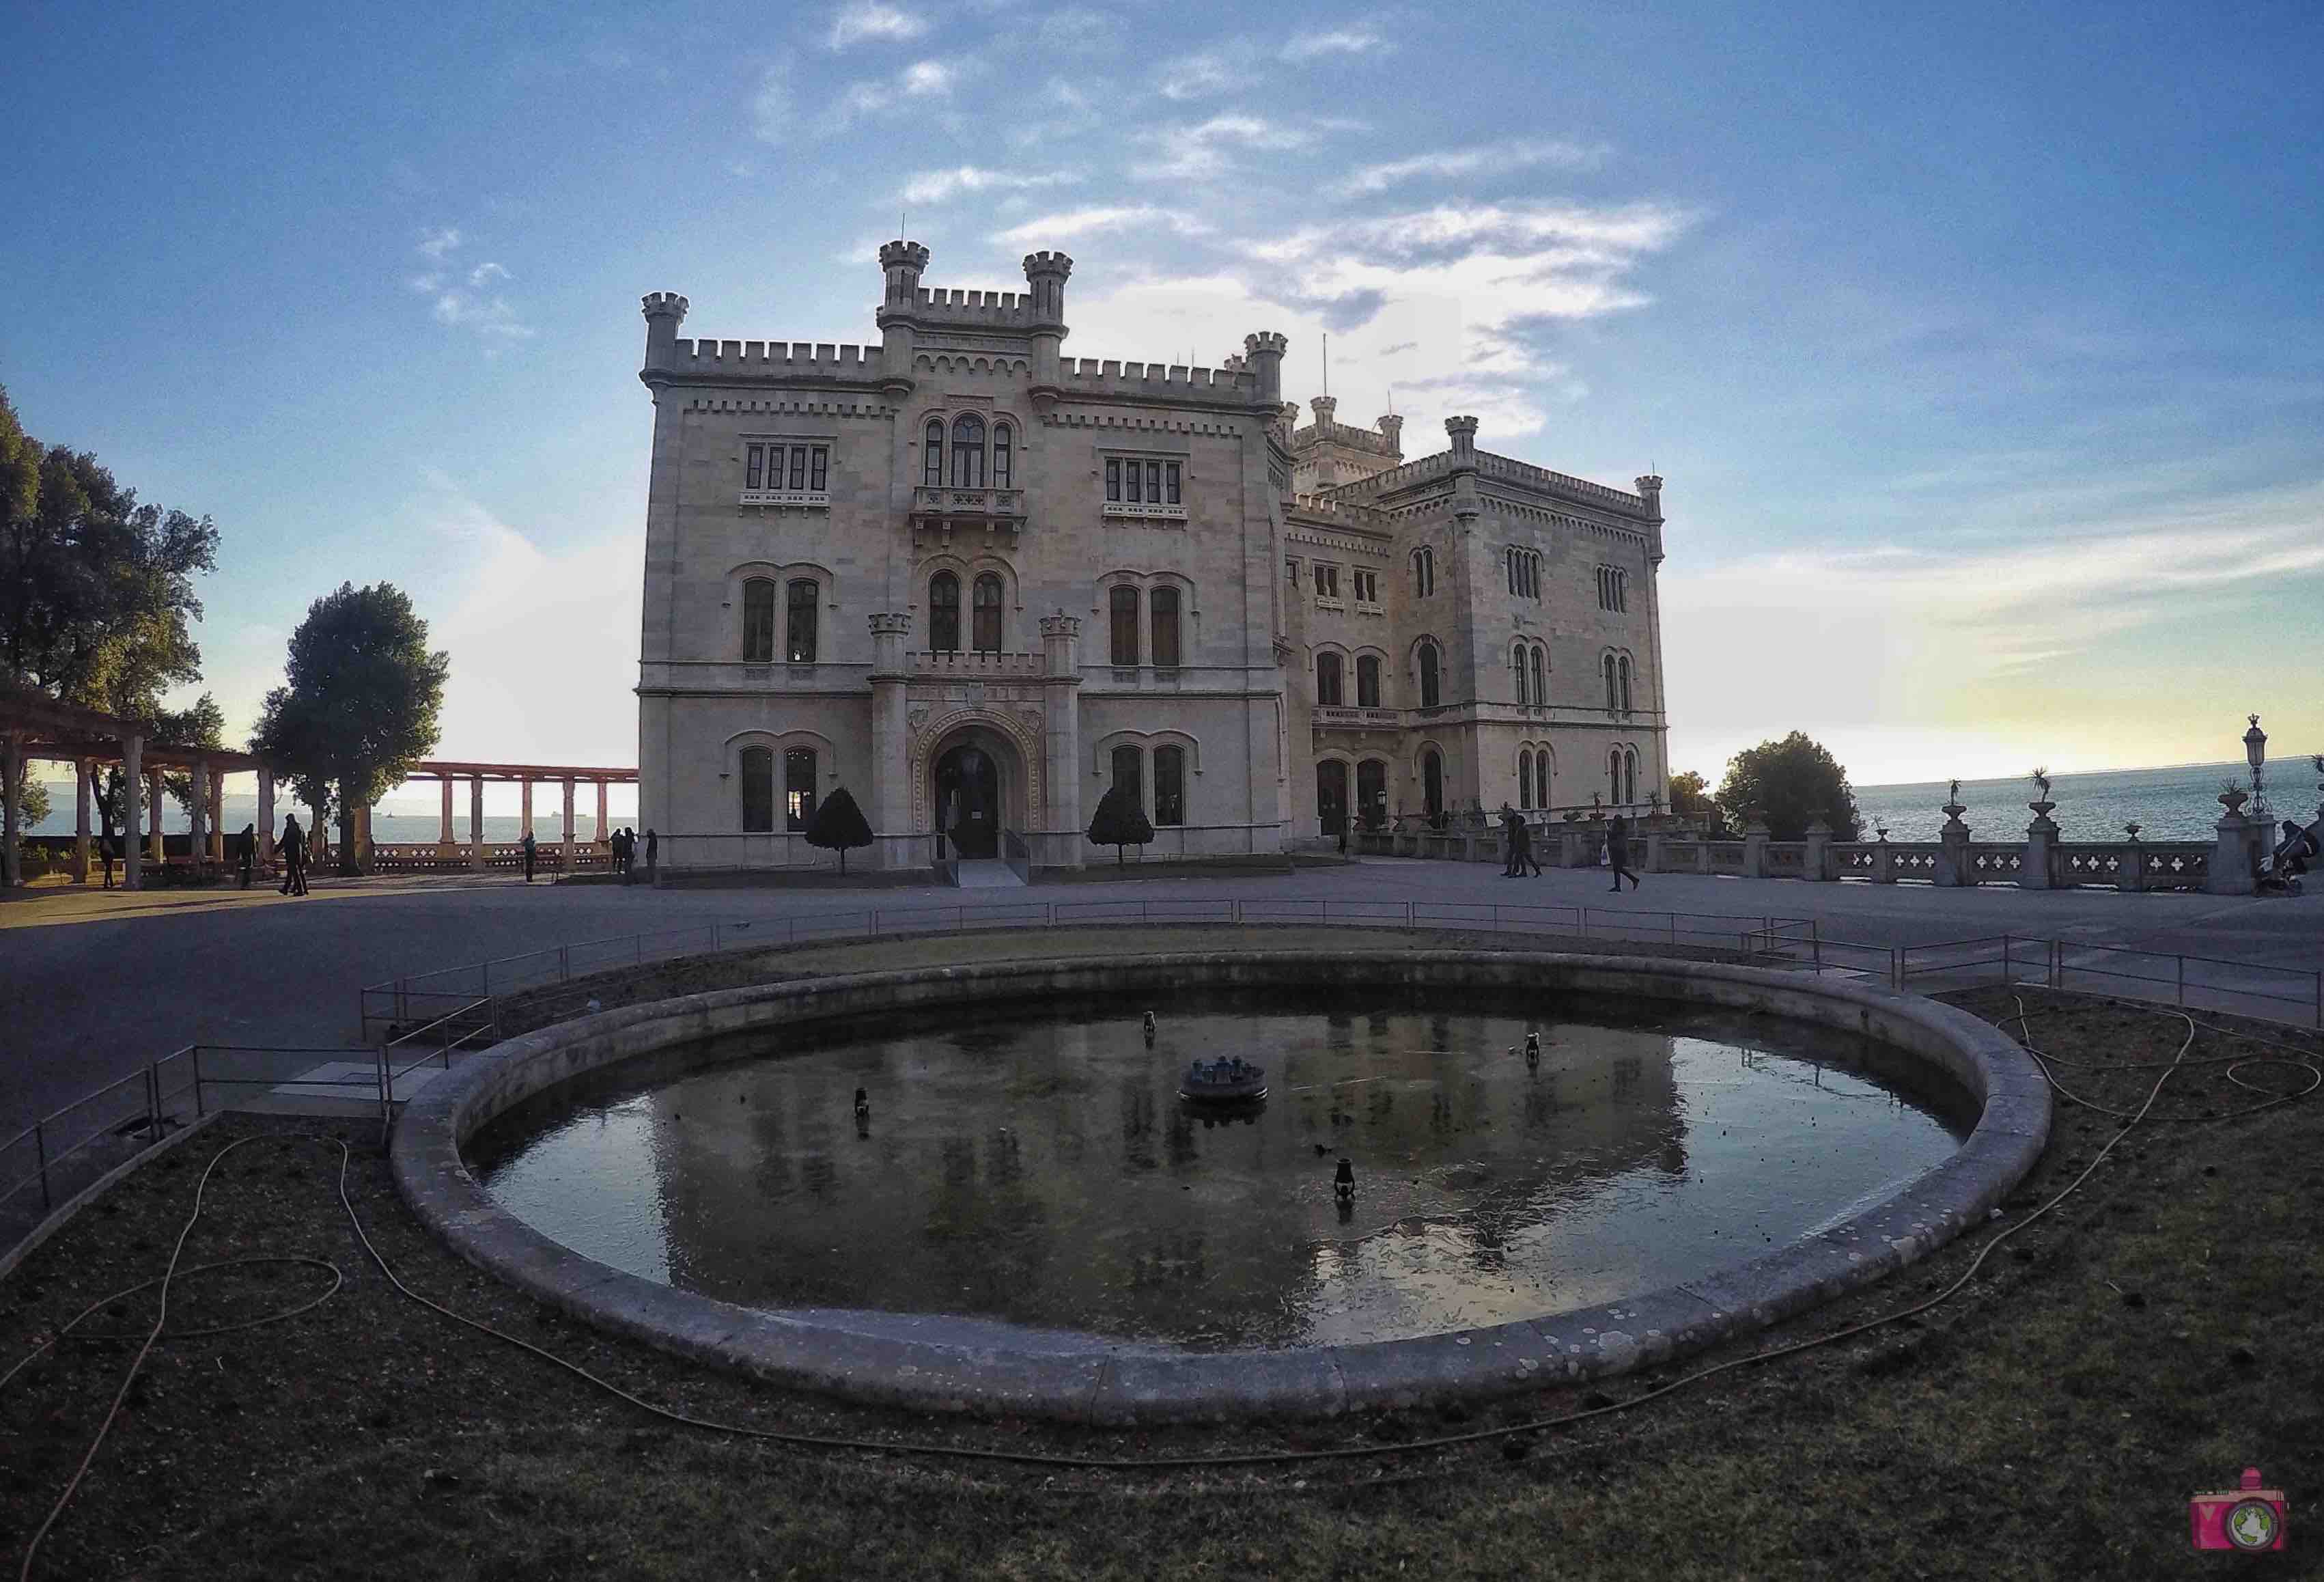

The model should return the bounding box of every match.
[2244,714,2267,822]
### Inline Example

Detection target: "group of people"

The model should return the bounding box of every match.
[608,825,656,883]
[1498,808,1643,891]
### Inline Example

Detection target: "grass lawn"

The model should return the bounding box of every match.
[1,987,2316,1580]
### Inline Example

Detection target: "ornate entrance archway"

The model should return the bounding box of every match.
[911,708,1040,859]
[934,742,1001,858]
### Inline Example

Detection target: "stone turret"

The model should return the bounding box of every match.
[1636,474,1665,562]
[1377,413,1403,453]
[879,239,930,306]
[1244,331,1288,406]
[1023,250,1074,389]
[875,240,929,391]
[1310,394,1338,426]
[640,292,688,373]
[1447,415,1480,520]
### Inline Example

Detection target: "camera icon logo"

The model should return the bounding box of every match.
[2189,1467,2287,1553]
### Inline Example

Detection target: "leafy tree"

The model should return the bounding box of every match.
[1666,770,1709,818]
[251,583,447,874]
[1713,732,1863,841]
[804,786,873,873]
[1087,783,1153,865]
[157,693,224,816]
[13,775,51,830]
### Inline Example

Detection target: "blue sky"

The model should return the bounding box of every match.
[4,0,2319,799]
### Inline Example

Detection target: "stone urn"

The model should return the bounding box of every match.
[2218,788,2250,815]
[2124,822,2142,842]
[2028,800,2056,818]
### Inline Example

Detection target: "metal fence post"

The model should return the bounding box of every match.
[1404,900,1414,928]
[1891,946,1903,992]
[193,1046,206,1117]
[559,945,570,982]
[34,1120,49,1210]
[145,1063,160,1139]
[2176,955,2185,1006]
[2049,937,2061,990]
[2000,933,2011,986]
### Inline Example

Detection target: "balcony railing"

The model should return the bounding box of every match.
[738,488,830,509]
[1312,706,1400,729]
[912,486,1026,546]
[1102,500,1189,524]
[907,650,1047,676]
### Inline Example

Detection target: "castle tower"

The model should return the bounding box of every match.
[1243,331,1288,406]
[876,240,929,390]
[1023,250,1073,388]
[640,292,688,372]
[879,239,930,307]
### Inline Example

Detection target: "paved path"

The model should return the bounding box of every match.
[5,860,2319,1139]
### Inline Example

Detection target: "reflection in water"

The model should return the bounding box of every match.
[472,989,1973,1350]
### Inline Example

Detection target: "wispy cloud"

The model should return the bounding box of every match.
[404,232,532,341]
[417,226,462,260]
[901,165,1078,204]
[1136,113,1312,180]
[827,1,924,49]
[992,206,1210,245]
[1160,51,1233,100]
[468,261,509,286]
[1283,27,1388,61]
[828,57,958,128]
[752,56,794,143]
[1334,139,1609,196]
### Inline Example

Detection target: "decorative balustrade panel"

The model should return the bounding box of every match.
[1967,845,2023,883]
[1707,842,1745,873]
[1763,843,1807,874]
[1890,846,1941,880]
[1832,844,1879,876]
[907,650,1047,676]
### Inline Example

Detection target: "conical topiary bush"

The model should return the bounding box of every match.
[804,785,873,873]
[1086,783,1153,866]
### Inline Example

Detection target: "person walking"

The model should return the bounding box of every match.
[1606,812,1640,892]
[610,825,627,880]
[237,822,256,888]
[623,826,638,881]
[100,831,115,889]
[279,814,309,896]
[520,829,537,884]
[1520,816,1543,877]
[644,827,657,884]
[1499,805,1522,877]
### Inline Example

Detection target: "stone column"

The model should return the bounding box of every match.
[148,766,166,863]
[74,757,92,883]
[438,776,456,857]
[1643,831,1664,873]
[561,778,576,872]
[208,768,224,861]
[470,776,486,870]
[0,736,21,889]
[2207,809,2257,895]
[520,779,533,837]
[1873,833,1894,884]
[1741,816,1770,878]
[2021,802,2058,889]
[188,760,208,876]
[868,613,914,869]
[122,732,143,891]
[1803,817,1832,881]
[1935,799,1972,887]
[1039,612,1084,871]
[596,779,609,850]
[257,770,275,866]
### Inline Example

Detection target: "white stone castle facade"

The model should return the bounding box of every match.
[634,241,1669,872]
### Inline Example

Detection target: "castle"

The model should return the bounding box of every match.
[634,241,1668,872]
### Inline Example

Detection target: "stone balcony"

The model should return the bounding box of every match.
[910,485,1026,547]
[1101,500,1189,525]
[738,488,831,510]
[907,649,1048,678]
[1312,706,1401,731]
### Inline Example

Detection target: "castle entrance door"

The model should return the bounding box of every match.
[934,743,1000,859]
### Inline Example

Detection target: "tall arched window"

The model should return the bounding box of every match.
[1519,751,1535,810]
[1418,640,1440,709]
[742,577,776,663]
[785,746,818,831]
[1623,747,1638,805]
[1609,749,1623,807]
[1357,758,1386,827]
[950,414,985,488]
[1603,653,1619,711]
[1511,643,1530,706]
[1154,745,1186,827]
[1411,546,1434,597]
[1150,585,1181,667]
[1315,650,1343,706]
[923,419,944,486]
[971,573,1003,652]
[1109,585,1139,665]
[928,572,960,652]
[1422,749,1444,820]
[1530,645,1547,708]
[1356,654,1380,708]
[740,746,775,832]
[1110,743,1143,807]
[1534,749,1552,807]
[992,421,1013,487]
[787,579,819,663]
[1618,655,1634,712]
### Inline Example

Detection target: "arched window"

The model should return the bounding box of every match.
[1609,749,1623,807]
[1535,749,1552,807]
[1411,546,1434,597]
[1422,749,1444,820]
[740,746,775,832]
[1519,751,1534,810]
[1154,745,1186,826]
[928,572,960,652]
[1618,654,1633,713]
[1530,645,1547,708]
[742,577,776,663]
[972,572,1003,652]
[1357,758,1386,827]
[1150,585,1181,667]
[950,413,985,488]
[1315,650,1343,706]
[1108,585,1139,666]
[1356,654,1380,708]
[1511,643,1530,706]
[992,421,1013,487]
[1624,747,1638,805]
[786,579,819,663]
[923,419,944,486]
[1418,640,1440,709]
[785,746,817,831]
[1110,743,1143,807]
[1603,653,1619,712]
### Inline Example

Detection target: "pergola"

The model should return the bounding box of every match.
[393,760,639,870]
[0,684,279,891]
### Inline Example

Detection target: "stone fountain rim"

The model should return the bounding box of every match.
[390,949,2049,1424]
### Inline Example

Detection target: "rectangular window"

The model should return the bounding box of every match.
[1354,570,1377,604]
[1145,460,1161,503]
[1154,746,1185,827]
[784,747,817,833]
[994,438,1011,488]
[1109,585,1139,666]
[1164,462,1181,504]
[787,447,806,490]
[1287,558,1299,587]
[1313,564,1339,600]
[810,446,828,492]
[1150,586,1181,667]
[1106,458,1121,501]
[787,579,819,663]
[1123,461,1142,504]
[746,445,765,490]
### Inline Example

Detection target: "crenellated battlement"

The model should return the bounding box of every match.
[1339,447,1651,517]
[666,339,882,374]
[910,286,1036,322]
[1286,490,1393,529]
[1054,357,1261,397]
[1290,417,1401,456]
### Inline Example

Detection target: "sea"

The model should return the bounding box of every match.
[1849,760,2311,844]
[17,792,636,845]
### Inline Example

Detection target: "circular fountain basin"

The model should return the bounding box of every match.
[393,952,2049,1421]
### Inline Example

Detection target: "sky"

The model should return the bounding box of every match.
[3,1,2320,801]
